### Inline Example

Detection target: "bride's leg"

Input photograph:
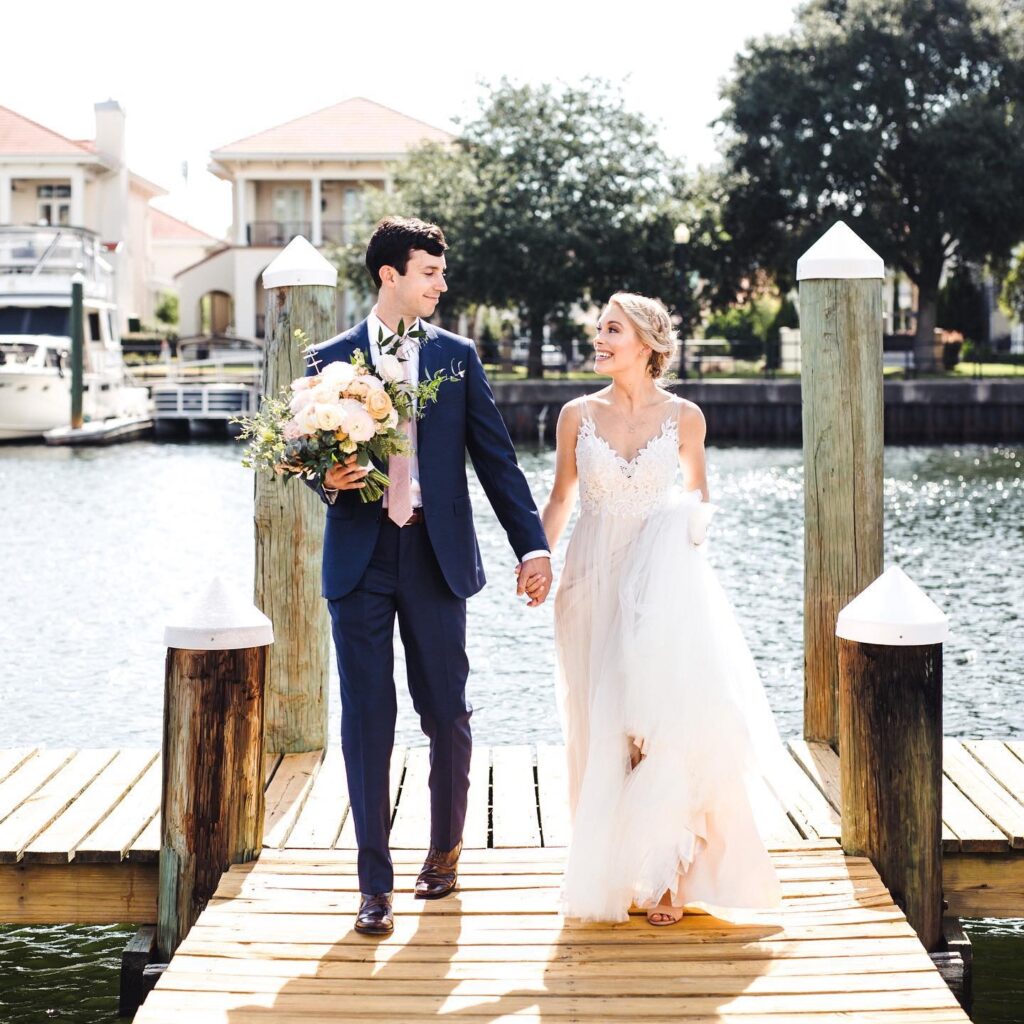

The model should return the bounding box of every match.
[627,735,646,770]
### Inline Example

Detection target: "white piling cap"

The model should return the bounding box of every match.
[164,577,274,651]
[797,221,885,281]
[262,236,338,289]
[836,566,948,646]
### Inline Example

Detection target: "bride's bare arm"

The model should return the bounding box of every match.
[678,402,710,501]
[540,402,582,550]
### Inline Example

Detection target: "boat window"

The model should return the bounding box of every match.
[0,342,40,365]
[0,306,70,336]
[88,311,101,343]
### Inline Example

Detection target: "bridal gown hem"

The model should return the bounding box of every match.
[553,402,787,923]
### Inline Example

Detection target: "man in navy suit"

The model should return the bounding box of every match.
[305,217,552,935]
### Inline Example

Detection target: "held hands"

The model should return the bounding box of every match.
[324,454,369,491]
[514,556,553,608]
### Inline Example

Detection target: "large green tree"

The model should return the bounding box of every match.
[394,79,682,377]
[716,0,1024,368]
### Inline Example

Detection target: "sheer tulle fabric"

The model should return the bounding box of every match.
[554,412,788,923]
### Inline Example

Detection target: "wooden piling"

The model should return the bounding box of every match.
[257,237,337,754]
[836,565,948,951]
[157,578,273,960]
[798,221,885,747]
[70,278,84,429]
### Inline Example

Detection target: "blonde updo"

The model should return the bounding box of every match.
[606,292,677,379]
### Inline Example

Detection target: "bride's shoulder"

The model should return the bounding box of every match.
[671,395,707,440]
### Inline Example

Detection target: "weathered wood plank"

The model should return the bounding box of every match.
[23,749,157,864]
[0,749,76,827]
[75,755,161,863]
[284,746,347,850]
[943,737,1024,847]
[0,861,157,924]
[536,744,570,848]
[943,852,1024,918]
[336,746,405,850]
[963,740,1024,806]
[492,745,540,848]
[941,774,1007,853]
[389,746,431,850]
[0,748,118,863]
[0,749,35,786]
[262,750,324,850]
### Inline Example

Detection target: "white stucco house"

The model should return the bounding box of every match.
[174,97,453,340]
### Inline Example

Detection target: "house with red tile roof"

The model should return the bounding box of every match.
[175,97,453,340]
[0,100,222,330]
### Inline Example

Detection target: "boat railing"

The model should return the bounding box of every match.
[0,226,114,295]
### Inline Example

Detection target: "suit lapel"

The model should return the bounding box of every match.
[347,319,372,366]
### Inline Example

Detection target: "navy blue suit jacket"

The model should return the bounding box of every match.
[303,319,548,600]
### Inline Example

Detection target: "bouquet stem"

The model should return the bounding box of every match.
[359,467,391,503]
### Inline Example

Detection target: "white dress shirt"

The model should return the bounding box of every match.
[325,307,549,565]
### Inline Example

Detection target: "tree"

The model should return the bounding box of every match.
[394,79,682,377]
[1000,243,1024,323]
[155,291,179,327]
[716,0,1024,368]
[938,260,988,342]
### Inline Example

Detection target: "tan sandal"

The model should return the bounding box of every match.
[646,903,684,926]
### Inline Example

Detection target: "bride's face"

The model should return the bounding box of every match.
[594,303,648,377]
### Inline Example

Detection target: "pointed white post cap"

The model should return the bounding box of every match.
[836,566,948,646]
[262,236,338,289]
[164,577,274,650]
[797,221,885,281]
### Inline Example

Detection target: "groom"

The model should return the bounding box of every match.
[304,216,552,935]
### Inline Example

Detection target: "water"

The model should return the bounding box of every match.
[0,439,1021,1021]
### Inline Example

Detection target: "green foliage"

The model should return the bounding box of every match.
[155,292,179,326]
[704,295,780,343]
[392,78,683,377]
[713,0,1024,351]
[1000,244,1024,322]
[937,261,988,342]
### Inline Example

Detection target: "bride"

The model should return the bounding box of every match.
[525,292,789,925]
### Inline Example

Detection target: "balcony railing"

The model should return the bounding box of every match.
[247,221,311,246]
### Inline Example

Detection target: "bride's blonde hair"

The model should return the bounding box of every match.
[606,292,677,379]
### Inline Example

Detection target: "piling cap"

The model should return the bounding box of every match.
[836,566,948,646]
[164,577,274,651]
[797,221,885,281]
[262,236,338,289]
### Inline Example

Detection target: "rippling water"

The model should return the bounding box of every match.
[0,439,1021,1021]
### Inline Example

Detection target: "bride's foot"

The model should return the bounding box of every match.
[646,890,684,926]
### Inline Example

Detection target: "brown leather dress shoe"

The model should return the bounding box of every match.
[355,891,394,935]
[415,840,463,899]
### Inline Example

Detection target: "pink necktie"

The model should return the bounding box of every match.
[387,338,416,526]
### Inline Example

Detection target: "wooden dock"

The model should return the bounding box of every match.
[1,739,1020,1021]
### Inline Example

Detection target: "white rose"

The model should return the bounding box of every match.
[294,403,319,435]
[291,375,314,391]
[319,360,357,387]
[289,388,314,414]
[345,408,376,442]
[386,408,400,429]
[314,403,344,431]
[377,353,405,384]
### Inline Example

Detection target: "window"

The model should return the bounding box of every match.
[37,183,72,226]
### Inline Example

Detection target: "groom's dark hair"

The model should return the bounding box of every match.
[366,216,448,289]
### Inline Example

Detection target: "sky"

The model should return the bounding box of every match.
[3,0,802,238]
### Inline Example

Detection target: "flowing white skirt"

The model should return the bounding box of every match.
[554,489,788,922]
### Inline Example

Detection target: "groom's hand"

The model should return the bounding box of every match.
[324,454,368,491]
[516,556,553,607]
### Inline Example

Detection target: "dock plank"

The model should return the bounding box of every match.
[389,746,431,850]
[536,744,570,848]
[0,748,35,786]
[285,746,347,850]
[941,774,1008,853]
[943,738,1024,848]
[23,749,158,864]
[0,748,118,863]
[262,750,324,850]
[0,749,76,827]
[962,740,1024,805]
[492,745,540,848]
[75,754,161,863]
[463,744,490,850]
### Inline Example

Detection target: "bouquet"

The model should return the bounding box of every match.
[235,322,455,502]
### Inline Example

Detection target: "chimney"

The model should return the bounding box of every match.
[93,99,126,165]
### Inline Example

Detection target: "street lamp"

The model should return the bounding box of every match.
[673,223,693,380]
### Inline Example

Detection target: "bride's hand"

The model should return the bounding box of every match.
[515,558,553,607]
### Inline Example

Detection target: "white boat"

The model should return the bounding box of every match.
[0,225,149,440]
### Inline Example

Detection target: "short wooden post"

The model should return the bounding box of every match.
[157,577,273,960]
[257,237,336,754]
[70,277,84,429]
[798,221,885,746]
[837,565,948,951]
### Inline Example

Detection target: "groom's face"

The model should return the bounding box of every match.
[383,248,448,319]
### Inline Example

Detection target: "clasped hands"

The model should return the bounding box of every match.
[515,557,553,608]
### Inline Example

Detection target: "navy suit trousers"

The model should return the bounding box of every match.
[328,517,472,895]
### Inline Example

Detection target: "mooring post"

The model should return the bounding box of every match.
[157,577,273,961]
[70,276,84,429]
[257,236,336,754]
[798,221,885,747]
[836,565,948,951]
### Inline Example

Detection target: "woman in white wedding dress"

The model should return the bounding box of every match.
[526,293,790,926]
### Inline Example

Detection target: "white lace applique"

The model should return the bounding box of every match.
[576,413,679,518]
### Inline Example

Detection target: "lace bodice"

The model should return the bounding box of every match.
[576,407,680,518]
